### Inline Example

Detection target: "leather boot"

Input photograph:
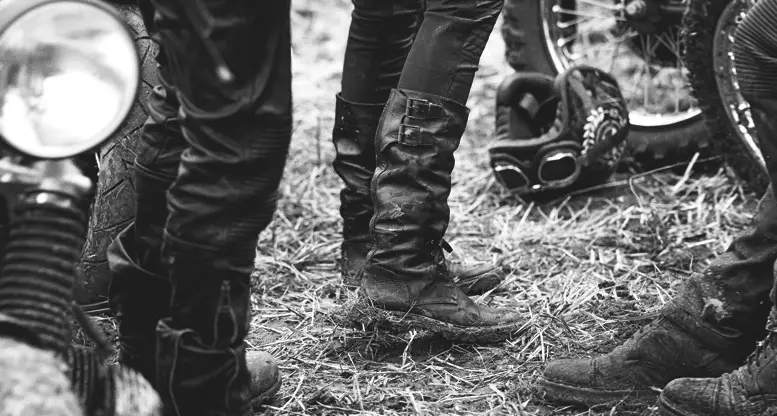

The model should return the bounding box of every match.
[108,168,281,409]
[348,89,524,343]
[658,332,777,415]
[538,101,777,407]
[655,97,777,416]
[332,93,506,295]
[154,232,283,416]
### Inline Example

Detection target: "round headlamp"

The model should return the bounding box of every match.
[0,0,139,159]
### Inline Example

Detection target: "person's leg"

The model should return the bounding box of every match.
[108,1,291,415]
[334,0,505,294]
[350,0,524,342]
[334,0,420,286]
[657,1,777,414]
[108,11,280,398]
[107,33,183,384]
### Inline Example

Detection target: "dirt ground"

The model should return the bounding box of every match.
[81,1,763,415]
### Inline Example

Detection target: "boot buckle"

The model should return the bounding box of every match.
[398,124,433,146]
[406,98,435,118]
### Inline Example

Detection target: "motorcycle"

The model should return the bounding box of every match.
[501,0,768,193]
[0,0,161,414]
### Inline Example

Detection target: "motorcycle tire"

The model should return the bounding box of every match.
[76,2,157,313]
[501,0,713,169]
[682,0,769,195]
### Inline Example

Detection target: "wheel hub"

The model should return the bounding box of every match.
[623,0,679,34]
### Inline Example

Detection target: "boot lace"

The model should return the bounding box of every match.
[430,239,454,278]
[742,332,777,377]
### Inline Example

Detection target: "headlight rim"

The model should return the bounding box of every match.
[0,0,141,160]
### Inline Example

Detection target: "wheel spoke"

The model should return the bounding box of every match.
[545,0,701,125]
[568,30,638,59]
[552,6,625,21]
[641,34,653,112]
[578,0,623,11]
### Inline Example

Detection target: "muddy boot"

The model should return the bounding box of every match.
[332,93,506,294]
[538,186,777,406]
[154,234,282,416]
[658,331,777,416]
[331,94,385,287]
[656,96,777,416]
[348,89,524,343]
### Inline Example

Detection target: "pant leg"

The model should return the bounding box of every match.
[106,14,184,383]
[148,0,292,415]
[365,0,504,276]
[397,0,504,105]
[733,0,777,329]
[341,0,423,103]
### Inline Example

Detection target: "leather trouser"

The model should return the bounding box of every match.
[107,1,292,415]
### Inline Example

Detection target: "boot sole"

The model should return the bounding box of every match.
[251,374,283,408]
[337,301,525,343]
[657,395,702,416]
[537,376,660,407]
[339,276,501,297]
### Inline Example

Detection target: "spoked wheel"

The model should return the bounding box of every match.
[683,0,768,194]
[502,0,712,167]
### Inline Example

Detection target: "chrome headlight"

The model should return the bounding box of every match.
[0,0,139,159]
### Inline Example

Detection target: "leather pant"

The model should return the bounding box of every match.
[107,1,292,415]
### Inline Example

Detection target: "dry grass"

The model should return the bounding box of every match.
[76,1,763,415]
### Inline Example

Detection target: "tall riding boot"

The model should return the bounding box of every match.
[350,89,524,343]
[656,98,777,415]
[155,234,282,416]
[333,93,506,294]
[539,102,777,408]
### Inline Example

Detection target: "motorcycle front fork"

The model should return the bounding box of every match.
[0,158,112,356]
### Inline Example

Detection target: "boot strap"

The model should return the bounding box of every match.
[397,98,449,147]
[405,97,446,119]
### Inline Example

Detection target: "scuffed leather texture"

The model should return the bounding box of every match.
[541,309,753,407]
[332,94,506,293]
[360,271,519,327]
[356,89,522,329]
[660,334,777,416]
[331,95,385,247]
[365,89,469,281]
[156,320,252,416]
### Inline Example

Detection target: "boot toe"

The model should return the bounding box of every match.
[454,264,506,295]
[541,357,595,388]
[539,356,659,406]
[246,350,282,406]
[660,377,722,416]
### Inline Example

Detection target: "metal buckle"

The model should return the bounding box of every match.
[398,124,423,145]
[406,98,432,118]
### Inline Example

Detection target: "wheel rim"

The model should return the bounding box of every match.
[541,0,701,129]
[713,0,766,171]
